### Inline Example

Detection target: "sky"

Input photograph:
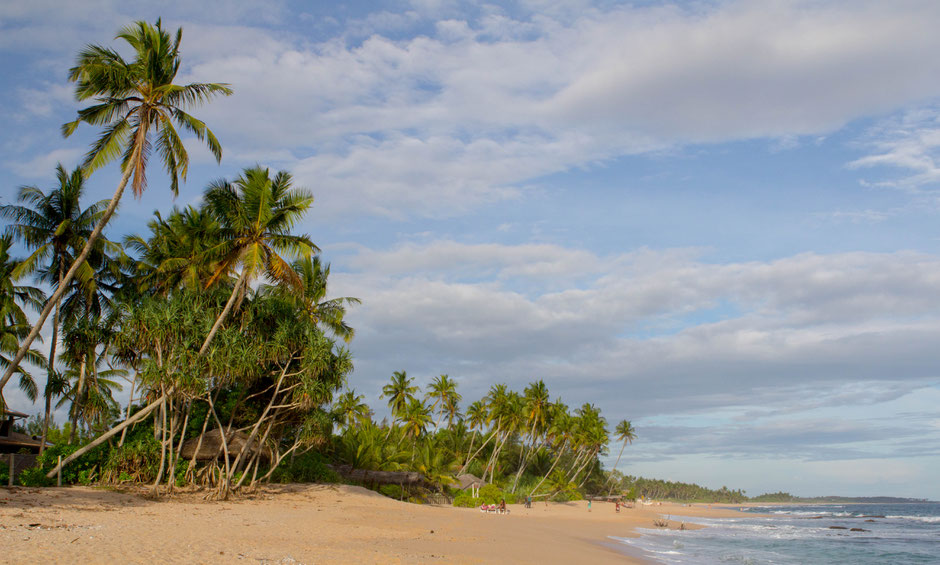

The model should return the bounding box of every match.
[2,0,940,500]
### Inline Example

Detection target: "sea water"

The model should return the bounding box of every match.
[610,503,940,564]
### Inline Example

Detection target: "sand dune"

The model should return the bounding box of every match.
[0,485,745,564]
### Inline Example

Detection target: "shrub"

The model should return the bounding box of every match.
[453,484,516,507]
[269,451,339,484]
[0,460,8,485]
[21,443,107,486]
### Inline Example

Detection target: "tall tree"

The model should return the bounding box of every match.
[0,235,46,409]
[0,19,231,395]
[123,206,222,295]
[381,370,417,421]
[606,419,637,495]
[199,166,316,353]
[0,165,104,447]
[425,374,460,429]
[260,255,359,342]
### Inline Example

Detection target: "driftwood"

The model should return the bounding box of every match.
[328,464,430,487]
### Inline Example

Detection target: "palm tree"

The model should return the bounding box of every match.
[381,371,417,421]
[0,235,46,409]
[260,255,360,342]
[606,420,637,495]
[0,19,231,395]
[199,166,316,354]
[123,206,222,295]
[400,397,432,448]
[511,379,551,492]
[0,164,106,450]
[425,374,460,429]
[460,399,488,473]
[332,389,371,430]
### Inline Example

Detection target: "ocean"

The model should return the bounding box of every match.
[611,502,940,564]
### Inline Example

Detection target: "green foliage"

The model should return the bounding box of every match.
[17,442,106,486]
[269,451,339,484]
[750,491,797,502]
[100,433,161,484]
[452,484,517,507]
[616,475,747,503]
[0,460,8,485]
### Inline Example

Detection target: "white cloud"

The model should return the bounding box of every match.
[5,147,84,179]
[849,107,940,191]
[335,242,940,417]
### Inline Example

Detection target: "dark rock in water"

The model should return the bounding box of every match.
[864,519,876,522]
[850,528,869,532]
[807,516,824,519]
[828,526,848,530]
[860,515,885,518]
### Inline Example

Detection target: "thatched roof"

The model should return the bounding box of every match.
[455,473,485,491]
[179,428,272,461]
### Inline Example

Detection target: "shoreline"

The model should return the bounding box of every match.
[0,484,751,564]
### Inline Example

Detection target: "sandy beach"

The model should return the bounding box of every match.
[0,484,747,564]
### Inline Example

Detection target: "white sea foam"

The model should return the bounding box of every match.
[886,514,940,523]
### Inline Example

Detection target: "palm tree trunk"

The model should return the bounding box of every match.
[606,441,627,496]
[0,162,134,394]
[69,357,88,445]
[199,267,249,355]
[118,372,137,447]
[39,265,64,454]
[529,438,567,496]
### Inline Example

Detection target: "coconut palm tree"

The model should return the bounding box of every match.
[425,374,460,429]
[606,419,637,495]
[332,389,371,430]
[0,164,107,449]
[511,379,551,492]
[381,370,417,421]
[123,206,222,295]
[199,166,316,354]
[259,255,360,343]
[0,19,231,395]
[400,397,432,449]
[0,235,46,409]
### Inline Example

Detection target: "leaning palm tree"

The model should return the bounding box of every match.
[0,164,106,450]
[199,167,316,354]
[0,19,231,395]
[606,419,637,495]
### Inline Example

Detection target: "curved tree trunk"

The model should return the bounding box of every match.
[199,267,249,355]
[606,441,627,496]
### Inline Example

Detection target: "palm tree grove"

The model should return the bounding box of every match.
[0,19,755,507]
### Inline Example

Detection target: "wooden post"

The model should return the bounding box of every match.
[7,453,12,486]
[57,455,62,487]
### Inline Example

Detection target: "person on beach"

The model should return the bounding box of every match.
[615,500,620,513]
[499,498,506,514]
[526,495,532,509]
[588,498,592,512]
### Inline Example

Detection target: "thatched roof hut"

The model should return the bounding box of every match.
[179,428,272,461]
[455,473,485,491]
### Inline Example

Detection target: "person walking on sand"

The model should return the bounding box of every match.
[588,498,592,512]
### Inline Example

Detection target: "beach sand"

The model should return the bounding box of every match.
[0,485,746,564]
